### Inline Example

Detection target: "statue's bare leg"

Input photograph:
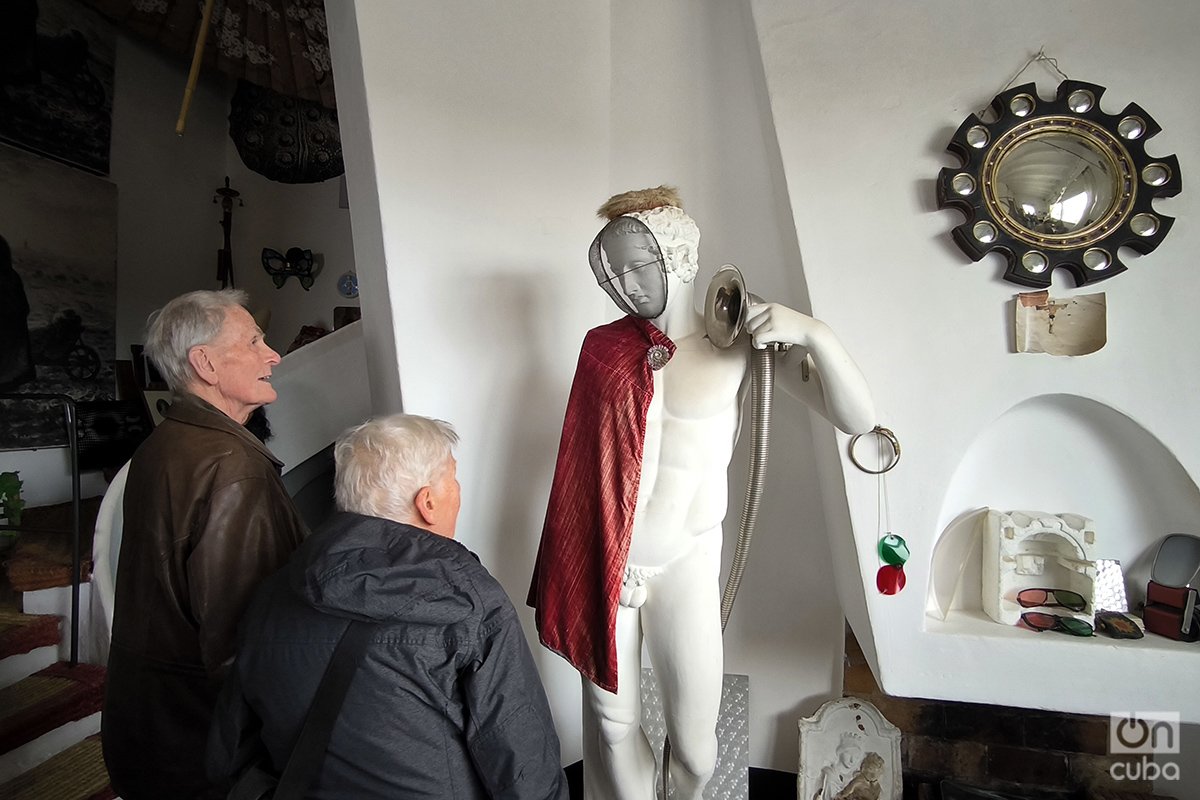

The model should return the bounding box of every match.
[641,528,723,800]
[582,601,656,800]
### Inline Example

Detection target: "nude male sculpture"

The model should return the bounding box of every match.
[529,187,876,800]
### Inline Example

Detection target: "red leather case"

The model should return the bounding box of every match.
[1144,580,1199,642]
[1147,581,1191,608]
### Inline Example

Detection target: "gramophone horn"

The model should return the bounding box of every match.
[704,264,749,348]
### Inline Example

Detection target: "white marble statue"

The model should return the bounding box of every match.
[529,186,876,800]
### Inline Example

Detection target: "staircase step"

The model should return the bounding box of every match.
[21,584,103,667]
[3,496,102,593]
[0,607,61,660]
[0,647,60,692]
[0,604,62,689]
[0,733,114,800]
[0,662,105,756]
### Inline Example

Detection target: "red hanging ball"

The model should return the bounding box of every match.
[876,564,906,595]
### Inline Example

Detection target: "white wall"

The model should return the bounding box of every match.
[327,0,613,766]
[110,36,231,356]
[328,0,850,770]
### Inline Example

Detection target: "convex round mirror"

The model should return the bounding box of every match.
[936,80,1181,288]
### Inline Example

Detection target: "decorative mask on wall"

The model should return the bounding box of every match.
[261,247,317,290]
[936,80,1181,288]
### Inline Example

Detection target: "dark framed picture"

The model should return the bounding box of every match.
[0,143,117,450]
[0,0,115,176]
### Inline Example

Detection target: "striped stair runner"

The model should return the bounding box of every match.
[0,660,112,796]
[1,501,115,796]
[0,659,114,796]
[0,608,61,660]
[0,733,115,800]
[0,662,106,755]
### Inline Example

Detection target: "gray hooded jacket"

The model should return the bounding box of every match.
[208,512,568,799]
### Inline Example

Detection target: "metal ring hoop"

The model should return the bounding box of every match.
[849,425,901,474]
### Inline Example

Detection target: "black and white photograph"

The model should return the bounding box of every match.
[0,142,117,450]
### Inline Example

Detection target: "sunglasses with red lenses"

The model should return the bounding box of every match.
[1016,588,1087,612]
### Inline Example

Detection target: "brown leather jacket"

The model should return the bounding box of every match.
[102,394,307,800]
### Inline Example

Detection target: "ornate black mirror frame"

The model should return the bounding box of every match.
[937,80,1181,288]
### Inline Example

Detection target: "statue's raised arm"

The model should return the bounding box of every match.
[744,301,876,434]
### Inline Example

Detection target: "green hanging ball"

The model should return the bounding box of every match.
[879,533,910,566]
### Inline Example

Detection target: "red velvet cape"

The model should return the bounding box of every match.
[527,315,675,693]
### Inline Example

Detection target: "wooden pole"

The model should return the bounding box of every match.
[175,0,218,135]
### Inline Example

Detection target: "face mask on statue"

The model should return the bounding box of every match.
[589,216,668,320]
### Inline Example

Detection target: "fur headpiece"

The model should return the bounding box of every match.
[596,186,700,282]
[598,185,683,220]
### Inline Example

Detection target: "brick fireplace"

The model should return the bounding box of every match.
[841,626,1172,800]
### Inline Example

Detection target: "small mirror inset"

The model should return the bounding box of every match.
[1022,251,1048,273]
[1083,249,1111,271]
[967,125,990,149]
[1130,213,1160,237]
[1142,163,1171,187]
[952,174,976,196]
[1009,94,1036,117]
[1067,90,1095,113]
[1117,115,1146,139]
[973,221,997,243]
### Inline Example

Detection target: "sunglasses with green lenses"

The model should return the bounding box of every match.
[1020,611,1094,637]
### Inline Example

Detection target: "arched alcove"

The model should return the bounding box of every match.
[930,393,1200,620]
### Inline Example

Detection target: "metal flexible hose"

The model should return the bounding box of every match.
[721,346,775,631]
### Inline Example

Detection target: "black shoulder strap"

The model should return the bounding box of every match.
[273,619,374,798]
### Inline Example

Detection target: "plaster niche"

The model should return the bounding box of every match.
[929,394,1200,624]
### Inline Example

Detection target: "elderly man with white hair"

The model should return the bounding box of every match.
[209,414,568,800]
[102,289,307,800]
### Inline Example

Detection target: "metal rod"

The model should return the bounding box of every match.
[66,400,80,667]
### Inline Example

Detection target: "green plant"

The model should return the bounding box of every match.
[0,471,25,527]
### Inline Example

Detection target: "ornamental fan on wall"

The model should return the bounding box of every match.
[229,79,343,184]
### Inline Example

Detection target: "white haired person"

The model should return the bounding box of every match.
[209,414,568,800]
[102,290,306,800]
[528,187,876,800]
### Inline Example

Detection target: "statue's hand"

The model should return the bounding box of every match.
[745,302,827,349]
